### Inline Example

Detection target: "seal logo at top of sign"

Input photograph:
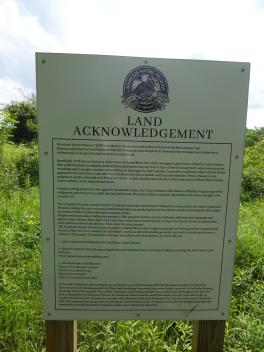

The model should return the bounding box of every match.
[122,66,169,113]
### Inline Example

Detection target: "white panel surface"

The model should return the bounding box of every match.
[36,53,250,320]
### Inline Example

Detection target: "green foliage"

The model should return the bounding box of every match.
[0,97,39,193]
[1,95,37,144]
[78,320,192,352]
[0,143,39,192]
[241,138,264,202]
[0,188,43,352]
[224,200,264,351]
[244,127,264,147]
[0,141,19,198]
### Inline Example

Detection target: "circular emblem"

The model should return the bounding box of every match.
[122,66,169,113]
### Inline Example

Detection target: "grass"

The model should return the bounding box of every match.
[0,187,263,351]
[0,188,43,352]
[224,200,264,352]
[78,320,193,351]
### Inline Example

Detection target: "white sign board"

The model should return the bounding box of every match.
[36,53,250,320]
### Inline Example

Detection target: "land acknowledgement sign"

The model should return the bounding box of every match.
[36,53,250,320]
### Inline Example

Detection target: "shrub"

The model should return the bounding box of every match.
[241,138,264,202]
[244,127,264,147]
[1,95,37,144]
[0,143,39,192]
[0,135,18,196]
[14,144,39,187]
[0,153,19,197]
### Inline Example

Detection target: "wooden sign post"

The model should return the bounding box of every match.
[45,320,77,352]
[192,320,226,352]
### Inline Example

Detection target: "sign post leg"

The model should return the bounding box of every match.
[45,320,77,352]
[192,320,226,352]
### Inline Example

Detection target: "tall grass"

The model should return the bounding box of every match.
[0,188,43,352]
[0,186,263,351]
[225,200,264,351]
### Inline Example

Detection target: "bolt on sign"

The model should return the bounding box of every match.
[36,53,250,320]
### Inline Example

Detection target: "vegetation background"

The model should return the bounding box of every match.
[0,97,263,351]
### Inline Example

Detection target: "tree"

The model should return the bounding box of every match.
[1,94,37,144]
[244,127,264,147]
